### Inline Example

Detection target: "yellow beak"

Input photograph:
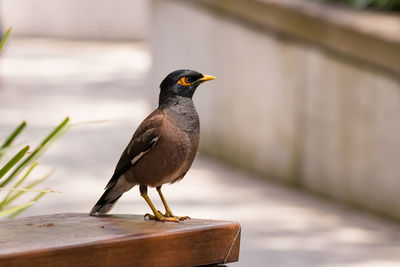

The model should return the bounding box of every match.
[198,74,216,83]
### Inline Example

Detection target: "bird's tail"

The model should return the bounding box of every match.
[90,177,134,216]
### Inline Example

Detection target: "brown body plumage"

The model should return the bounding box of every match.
[119,104,199,188]
[90,69,214,222]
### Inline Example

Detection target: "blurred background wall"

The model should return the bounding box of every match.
[1,0,148,40]
[149,0,400,220]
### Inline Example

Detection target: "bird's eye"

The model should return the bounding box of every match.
[177,77,192,86]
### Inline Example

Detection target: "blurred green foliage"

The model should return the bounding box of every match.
[320,0,400,10]
[0,28,12,51]
[0,28,70,218]
[0,118,70,218]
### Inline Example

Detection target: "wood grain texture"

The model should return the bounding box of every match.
[0,213,240,267]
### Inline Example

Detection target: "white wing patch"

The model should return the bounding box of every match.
[131,151,145,165]
[130,136,159,165]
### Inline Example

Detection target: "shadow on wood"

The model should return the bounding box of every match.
[0,213,240,267]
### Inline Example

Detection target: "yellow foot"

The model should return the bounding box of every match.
[163,210,191,221]
[175,215,191,221]
[144,212,180,222]
[144,211,190,222]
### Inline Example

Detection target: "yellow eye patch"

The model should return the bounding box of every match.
[177,77,192,86]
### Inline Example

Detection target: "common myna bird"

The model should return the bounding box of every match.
[90,69,215,222]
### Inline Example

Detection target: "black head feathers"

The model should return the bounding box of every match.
[159,69,215,106]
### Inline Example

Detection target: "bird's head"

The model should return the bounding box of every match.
[159,69,215,106]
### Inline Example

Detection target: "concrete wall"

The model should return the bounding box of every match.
[1,0,148,40]
[149,0,400,220]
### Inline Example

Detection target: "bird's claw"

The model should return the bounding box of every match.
[144,213,155,220]
[163,210,190,221]
[177,215,191,221]
[144,212,190,222]
[144,212,180,222]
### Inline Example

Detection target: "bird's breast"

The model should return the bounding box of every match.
[127,116,199,187]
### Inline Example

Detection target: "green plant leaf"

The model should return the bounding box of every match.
[0,117,70,218]
[2,162,39,203]
[0,201,34,218]
[0,27,12,52]
[10,162,38,189]
[0,188,61,193]
[0,117,70,188]
[1,171,53,207]
[0,121,27,161]
[70,119,110,127]
[0,145,29,179]
[1,121,27,149]
[9,193,46,218]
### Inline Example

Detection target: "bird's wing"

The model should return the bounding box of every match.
[105,110,164,189]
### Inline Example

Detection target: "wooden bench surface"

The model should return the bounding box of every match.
[0,213,240,267]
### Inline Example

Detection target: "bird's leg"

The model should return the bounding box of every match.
[156,186,190,221]
[140,185,179,222]
[156,186,174,217]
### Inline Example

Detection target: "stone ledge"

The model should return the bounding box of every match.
[175,0,400,75]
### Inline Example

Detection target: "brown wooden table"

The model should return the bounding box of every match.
[0,213,240,267]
